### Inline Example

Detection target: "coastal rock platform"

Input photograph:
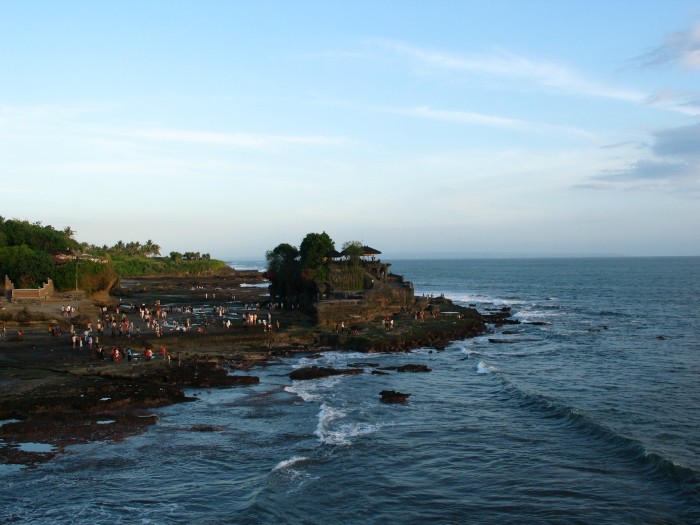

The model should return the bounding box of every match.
[0,273,490,465]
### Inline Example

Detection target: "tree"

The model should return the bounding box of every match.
[266,243,299,277]
[62,226,75,239]
[142,239,161,257]
[266,243,301,300]
[0,245,54,288]
[341,240,364,266]
[0,218,76,254]
[299,232,334,270]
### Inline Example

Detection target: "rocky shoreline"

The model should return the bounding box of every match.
[0,273,502,466]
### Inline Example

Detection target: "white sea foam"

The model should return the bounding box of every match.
[315,403,380,445]
[319,422,380,446]
[284,382,321,403]
[477,361,495,374]
[445,292,527,308]
[513,308,564,323]
[315,403,344,438]
[226,261,267,272]
[460,346,480,358]
[272,455,309,472]
[240,282,270,288]
[320,351,376,364]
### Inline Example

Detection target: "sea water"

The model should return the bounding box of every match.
[2,257,699,524]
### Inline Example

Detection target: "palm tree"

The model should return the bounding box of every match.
[143,239,161,257]
[62,226,75,239]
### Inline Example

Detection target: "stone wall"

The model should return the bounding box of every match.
[3,275,54,302]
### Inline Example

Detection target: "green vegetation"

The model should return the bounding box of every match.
[84,239,162,258]
[266,232,372,305]
[0,216,228,292]
[299,232,334,270]
[341,240,364,266]
[111,254,227,277]
[0,217,85,289]
[267,231,338,305]
[329,265,365,290]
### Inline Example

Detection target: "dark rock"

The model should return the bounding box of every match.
[380,390,410,403]
[380,364,431,373]
[226,375,259,385]
[481,311,520,326]
[371,370,390,375]
[289,366,364,381]
[187,425,220,432]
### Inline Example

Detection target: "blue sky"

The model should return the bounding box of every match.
[2,1,699,258]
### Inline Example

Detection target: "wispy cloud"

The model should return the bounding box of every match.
[645,90,700,117]
[0,103,352,150]
[386,105,594,137]
[121,128,351,148]
[635,20,700,69]
[372,38,645,103]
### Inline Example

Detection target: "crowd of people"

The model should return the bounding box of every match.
[57,298,282,364]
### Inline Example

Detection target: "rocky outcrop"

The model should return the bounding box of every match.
[481,307,520,326]
[289,366,364,381]
[380,390,410,403]
[380,364,431,373]
[314,283,415,327]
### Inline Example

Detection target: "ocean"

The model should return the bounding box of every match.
[2,257,699,524]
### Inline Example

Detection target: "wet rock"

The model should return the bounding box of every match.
[289,366,364,381]
[186,425,221,432]
[227,375,260,385]
[380,390,410,403]
[380,364,431,373]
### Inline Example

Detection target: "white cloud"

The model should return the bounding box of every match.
[645,90,700,117]
[0,103,352,150]
[121,128,352,149]
[385,105,594,137]
[373,39,645,102]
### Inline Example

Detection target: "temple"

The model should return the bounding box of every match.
[313,247,416,326]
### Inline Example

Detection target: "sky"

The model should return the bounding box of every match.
[1,1,700,259]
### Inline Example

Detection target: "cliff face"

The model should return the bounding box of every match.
[313,282,415,327]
